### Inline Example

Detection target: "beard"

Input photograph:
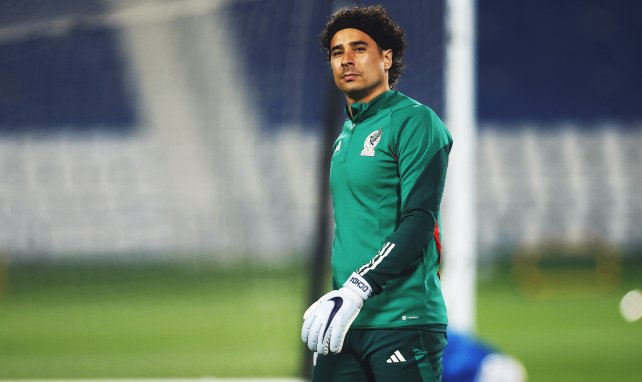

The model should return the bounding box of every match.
[338,79,383,103]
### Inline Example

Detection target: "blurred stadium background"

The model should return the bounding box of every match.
[0,0,640,381]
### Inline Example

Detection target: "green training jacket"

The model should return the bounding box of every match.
[329,90,452,329]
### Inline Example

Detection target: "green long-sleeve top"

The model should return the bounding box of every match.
[330,90,452,329]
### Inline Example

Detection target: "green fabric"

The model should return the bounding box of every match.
[329,90,452,328]
[312,328,447,382]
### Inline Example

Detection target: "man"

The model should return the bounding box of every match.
[301,5,453,382]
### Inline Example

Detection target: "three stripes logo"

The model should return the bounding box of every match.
[357,242,396,277]
[386,349,407,363]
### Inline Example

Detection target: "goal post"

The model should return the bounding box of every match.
[441,0,478,334]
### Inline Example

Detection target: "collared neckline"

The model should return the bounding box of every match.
[345,90,395,122]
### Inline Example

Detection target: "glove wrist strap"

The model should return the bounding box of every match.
[343,272,373,301]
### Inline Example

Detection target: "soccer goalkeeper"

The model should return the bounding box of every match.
[301,5,453,381]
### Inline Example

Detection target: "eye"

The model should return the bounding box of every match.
[355,46,366,52]
[331,50,343,58]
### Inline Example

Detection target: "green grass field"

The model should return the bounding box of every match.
[476,258,641,382]
[0,258,640,381]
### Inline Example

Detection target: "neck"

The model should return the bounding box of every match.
[346,84,390,108]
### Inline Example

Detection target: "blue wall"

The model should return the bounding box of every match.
[478,0,641,123]
[0,0,638,134]
[0,1,136,132]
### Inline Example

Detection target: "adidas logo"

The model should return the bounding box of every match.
[386,350,407,363]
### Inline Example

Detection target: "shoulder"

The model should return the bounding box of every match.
[386,92,451,141]
[386,92,441,126]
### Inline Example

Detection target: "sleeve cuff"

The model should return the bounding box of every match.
[343,272,374,301]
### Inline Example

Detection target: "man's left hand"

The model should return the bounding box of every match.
[301,272,373,354]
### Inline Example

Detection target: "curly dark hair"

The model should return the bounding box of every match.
[320,5,406,88]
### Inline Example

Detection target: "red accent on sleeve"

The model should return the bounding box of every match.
[434,221,442,278]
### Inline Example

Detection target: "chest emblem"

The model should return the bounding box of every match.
[361,128,382,157]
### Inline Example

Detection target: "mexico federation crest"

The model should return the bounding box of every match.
[361,128,382,157]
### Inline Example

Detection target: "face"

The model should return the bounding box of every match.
[329,28,392,105]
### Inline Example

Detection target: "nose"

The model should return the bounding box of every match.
[341,50,354,66]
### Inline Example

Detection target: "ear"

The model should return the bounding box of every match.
[383,49,393,71]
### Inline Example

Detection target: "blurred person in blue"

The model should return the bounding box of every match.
[443,330,527,382]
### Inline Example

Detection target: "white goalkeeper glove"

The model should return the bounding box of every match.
[301,272,373,354]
